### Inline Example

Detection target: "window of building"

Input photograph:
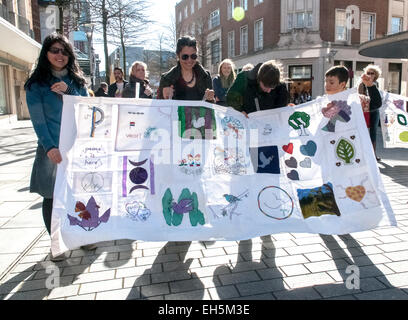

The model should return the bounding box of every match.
[391,16,403,34]
[184,6,188,18]
[198,0,202,9]
[254,18,263,51]
[288,65,313,105]
[289,65,312,79]
[228,30,235,57]
[209,9,220,29]
[287,0,313,29]
[335,9,350,42]
[191,22,196,36]
[239,0,248,10]
[178,11,182,22]
[191,0,194,14]
[227,0,234,20]
[211,38,220,65]
[389,63,402,94]
[240,25,248,55]
[360,12,376,43]
[254,0,263,6]
[17,0,26,18]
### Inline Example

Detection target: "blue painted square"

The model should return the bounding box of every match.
[250,146,280,174]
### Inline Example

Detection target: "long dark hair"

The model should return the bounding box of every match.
[24,33,86,90]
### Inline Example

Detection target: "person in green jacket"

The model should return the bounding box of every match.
[227,60,290,117]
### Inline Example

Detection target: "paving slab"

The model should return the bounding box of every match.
[1,123,408,301]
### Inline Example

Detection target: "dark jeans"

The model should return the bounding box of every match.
[369,110,380,144]
[42,198,53,235]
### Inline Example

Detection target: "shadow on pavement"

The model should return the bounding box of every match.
[208,234,408,300]
[0,251,101,300]
[379,162,408,188]
[2,234,407,300]
[126,241,205,300]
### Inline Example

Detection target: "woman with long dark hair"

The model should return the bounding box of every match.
[158,36,214,102]
[24,33,90,260]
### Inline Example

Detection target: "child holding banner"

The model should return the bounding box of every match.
[324,65,349,96]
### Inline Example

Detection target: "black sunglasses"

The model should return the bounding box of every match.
[366,72,376,76]
[181,53,198,61]
[49,47,69,56]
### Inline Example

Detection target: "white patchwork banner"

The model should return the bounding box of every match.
[51,89,396,256]
[380,91,408,148]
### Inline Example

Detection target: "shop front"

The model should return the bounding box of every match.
[288,65,313,105]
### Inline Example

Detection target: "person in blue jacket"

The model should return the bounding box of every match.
[24,33,90,259]
[212,59,236,106]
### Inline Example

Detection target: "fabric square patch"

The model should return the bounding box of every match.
[296,182,341,219]
[250,145,280,174]
[178,106,217,140]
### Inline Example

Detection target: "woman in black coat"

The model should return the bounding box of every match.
[358,65,383,161]
[158,36,214,102]
[122,61,153,99]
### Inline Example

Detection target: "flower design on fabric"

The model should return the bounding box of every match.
[67,196,111,231]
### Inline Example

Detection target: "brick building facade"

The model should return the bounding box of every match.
[175,0,408,101]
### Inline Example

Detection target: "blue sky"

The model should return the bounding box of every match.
[95,0,179,71]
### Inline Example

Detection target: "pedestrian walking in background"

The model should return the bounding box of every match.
[108,67,128,98]
[24,33,95,260]
[158,36,214,102]
[94,82,108,97]
[241,63,254,72]
[358,65,383,161]
[212,59,236,106]
[122,61,153,99]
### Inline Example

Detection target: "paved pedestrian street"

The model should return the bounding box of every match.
[0,120,408,300]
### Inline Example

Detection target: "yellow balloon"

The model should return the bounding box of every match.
[233,7,245,22]
[399,131,408,142]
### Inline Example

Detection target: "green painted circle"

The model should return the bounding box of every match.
[399,131,408,142]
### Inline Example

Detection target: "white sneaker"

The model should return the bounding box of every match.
[81,244,98,251]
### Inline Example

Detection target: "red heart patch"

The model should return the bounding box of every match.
[283,143,293,154]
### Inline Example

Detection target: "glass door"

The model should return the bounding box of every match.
[0,66,8,114]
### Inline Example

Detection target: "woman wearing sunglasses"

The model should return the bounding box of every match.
[358,65,383,161]
[24,33,91,260]
[158,36,215,102]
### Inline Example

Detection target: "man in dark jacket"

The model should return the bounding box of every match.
[108,67,128,97]
[227,61,289,116]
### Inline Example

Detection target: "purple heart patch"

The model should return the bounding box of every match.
[287,170,300,181]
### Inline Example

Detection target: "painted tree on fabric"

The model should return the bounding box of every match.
[162,188,205,227]
[288,111,311,136]
[321,101,352,132]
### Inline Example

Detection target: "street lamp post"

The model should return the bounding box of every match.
[84,23,95,90]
